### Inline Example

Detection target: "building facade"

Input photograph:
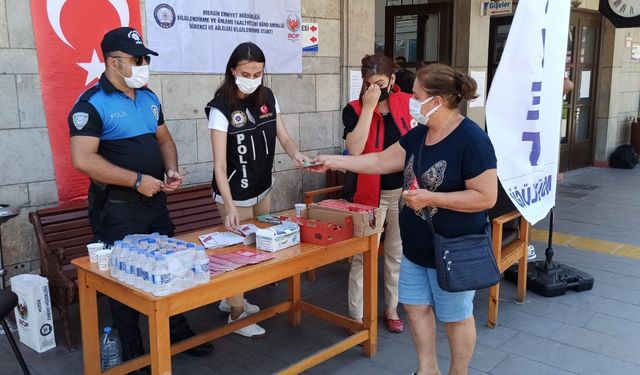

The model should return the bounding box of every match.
[0,0,638,278]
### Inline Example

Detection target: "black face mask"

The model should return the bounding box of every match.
[378,86,391,102]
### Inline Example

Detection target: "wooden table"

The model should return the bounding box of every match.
[73,221,379,375]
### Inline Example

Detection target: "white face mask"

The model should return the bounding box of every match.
[235,75,262,95]
[116,63,150,89]
[409,96,441,125]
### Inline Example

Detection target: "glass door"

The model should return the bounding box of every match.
[560,11,600,171]
[384,3,452,68]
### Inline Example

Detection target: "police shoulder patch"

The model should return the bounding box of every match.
[151,105,159,121]
[72,112,89,130]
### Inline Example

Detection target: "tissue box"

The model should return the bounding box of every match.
[297,206,354,246]
[256,222,300,252]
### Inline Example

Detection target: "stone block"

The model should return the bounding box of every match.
[0,74,19,128]
[271,75,315,113]
[333,110,344,148]
[299,111,334,151]
[0,0,8,48]
[315,74,340,112]
[0,128,54,185]
[196,118,213,163]
[274,153,296,172]
[148,74,163,104]
[275,113,300,155]
[0,48,37,74]
[623,92,639,113]
[2,209,38,268]
[302,0,341,19]
[181,162,213,186]
[271,170,302,212]
[161,75,219,120]
[0,183,29,207]
[302,57,340,74]
[165,119,197,165]
[347,2,374,65]
[302,169,325,192]
[16,74,46,128]
[316,18,341,58]
[28,180,58,206]
[6,0,35,48]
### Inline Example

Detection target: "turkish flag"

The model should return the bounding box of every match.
[30,0,142,205]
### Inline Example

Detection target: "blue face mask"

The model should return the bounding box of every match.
[409,96,440,125]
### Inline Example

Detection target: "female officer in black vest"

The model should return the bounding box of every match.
[205,42,308,338]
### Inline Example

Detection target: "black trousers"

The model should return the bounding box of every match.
[88,190,187,359]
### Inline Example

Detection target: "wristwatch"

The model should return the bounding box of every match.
[133,172,142,190]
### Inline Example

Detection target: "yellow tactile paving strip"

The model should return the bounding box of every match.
[530,229,640,260]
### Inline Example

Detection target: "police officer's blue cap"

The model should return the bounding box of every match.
[101,27,158,57]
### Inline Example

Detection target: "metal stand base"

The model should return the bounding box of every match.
[505,261,594,297]
[504,208,594,297]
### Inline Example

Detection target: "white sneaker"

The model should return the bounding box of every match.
[527,244,537,261]
[228,312,266,338]
[218,298,260,315]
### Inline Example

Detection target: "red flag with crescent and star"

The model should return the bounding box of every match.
[29,0,142,204]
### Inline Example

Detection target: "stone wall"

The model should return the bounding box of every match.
[0,0,373,280]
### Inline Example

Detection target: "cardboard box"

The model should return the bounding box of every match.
[297,206,354,246]
[256,222,300,252]
[310,201,383,237]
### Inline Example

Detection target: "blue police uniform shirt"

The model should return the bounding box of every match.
[68,74,165,181]
[398,118,497,268]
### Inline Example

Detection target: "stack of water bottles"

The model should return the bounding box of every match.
[108,233,210,297]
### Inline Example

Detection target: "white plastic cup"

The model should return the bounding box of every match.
[87,243,104,263]
[96,249,112,271]
[294,203,307,218]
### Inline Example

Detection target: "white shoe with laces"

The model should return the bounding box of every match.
[228,312,266,338]
[218,298,260,315]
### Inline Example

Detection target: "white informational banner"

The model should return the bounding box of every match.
[485,0,570,225]
[145,0,301,73]
[301,22,319,52]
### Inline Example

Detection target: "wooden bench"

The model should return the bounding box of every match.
[28,184,222,350]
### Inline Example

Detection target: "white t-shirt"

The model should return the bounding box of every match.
[207,96,281,132]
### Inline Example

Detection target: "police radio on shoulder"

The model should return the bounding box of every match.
[133,172,142,190]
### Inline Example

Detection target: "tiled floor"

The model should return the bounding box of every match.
[2,166,640,374]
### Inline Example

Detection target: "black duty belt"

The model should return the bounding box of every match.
[106,187,154,203]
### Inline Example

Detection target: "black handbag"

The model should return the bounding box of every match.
[424,215,500,292]
[415,129,500,292]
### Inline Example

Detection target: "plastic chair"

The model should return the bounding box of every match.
[0,289,31,375]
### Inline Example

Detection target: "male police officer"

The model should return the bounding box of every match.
[68,27,213,370]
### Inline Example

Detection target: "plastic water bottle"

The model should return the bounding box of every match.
[116,244,130,281]
[100,326,122,370]
[110,241,123,278]
[134,249,146,289]
[125,247,139,285]
[141,252,155,293]
[193,246,210,284]
[151,255,171,296]
[146,238,158,252]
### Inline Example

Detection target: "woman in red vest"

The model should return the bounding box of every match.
[342,55,415,333]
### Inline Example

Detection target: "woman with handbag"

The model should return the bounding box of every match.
[311,63,497,375]
[342,54,414,333]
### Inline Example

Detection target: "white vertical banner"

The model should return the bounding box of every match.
[145,0,301,73]
[485,0,570,225]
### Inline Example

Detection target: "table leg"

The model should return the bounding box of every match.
[288,274,301,327]
[362,235,378,357]
[148,303,172,375]
[78,269,101,374]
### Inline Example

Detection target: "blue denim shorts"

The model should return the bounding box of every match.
[398,255,475,322]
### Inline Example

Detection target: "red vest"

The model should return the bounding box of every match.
[348,88,414,207]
